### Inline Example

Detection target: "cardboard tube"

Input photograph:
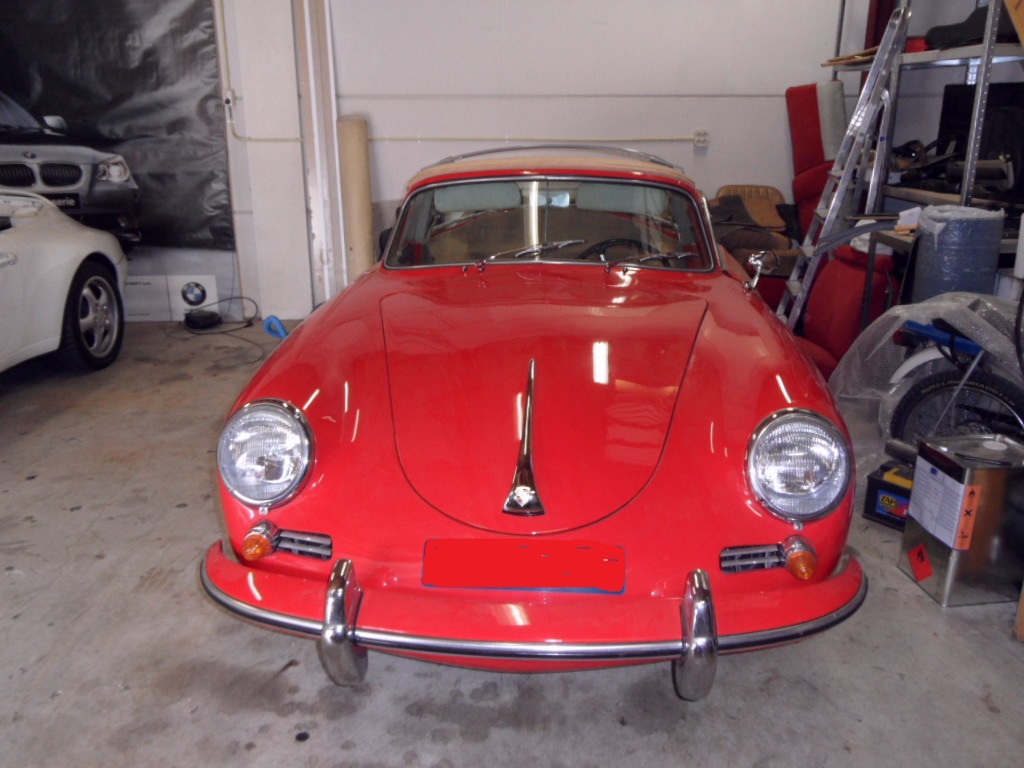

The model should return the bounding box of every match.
[338,116,376,280]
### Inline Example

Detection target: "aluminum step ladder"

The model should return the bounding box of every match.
[777,5,911,330]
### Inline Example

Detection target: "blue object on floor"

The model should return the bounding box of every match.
[263,315,288,340]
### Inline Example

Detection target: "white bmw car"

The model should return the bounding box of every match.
[0,191,127,373]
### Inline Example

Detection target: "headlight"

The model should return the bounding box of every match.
[96,156,132,183]
[746,410,850,522]
[218,400,312,507]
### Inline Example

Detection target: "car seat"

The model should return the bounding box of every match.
[794,245,897,379]
[785,82,847,239]
[709,185,799,311]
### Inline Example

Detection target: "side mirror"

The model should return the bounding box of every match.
[744,250,779,291]
[42,115,67,132]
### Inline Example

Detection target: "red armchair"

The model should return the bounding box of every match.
[795,245,897,379]
[785,82,847,238]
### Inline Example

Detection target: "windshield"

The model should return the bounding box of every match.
[0,91,43,131]
[385,177,714,271]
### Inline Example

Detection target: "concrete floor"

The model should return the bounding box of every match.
[2,321,1022,767]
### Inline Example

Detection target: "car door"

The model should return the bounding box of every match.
[0,225,29,369]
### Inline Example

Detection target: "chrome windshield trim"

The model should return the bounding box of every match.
[202,556,867,660]
[383,175,717,274]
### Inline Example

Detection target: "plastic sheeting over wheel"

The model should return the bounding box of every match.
[0,0,233,250]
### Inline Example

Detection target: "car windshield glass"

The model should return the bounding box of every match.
[385,177,713,271]
[0,91,43,131]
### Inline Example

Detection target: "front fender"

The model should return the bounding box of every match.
[888,346,945,385]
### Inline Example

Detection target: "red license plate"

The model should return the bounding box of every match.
[422,539,625,593]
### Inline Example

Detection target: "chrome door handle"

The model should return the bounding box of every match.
[0,252,17,268]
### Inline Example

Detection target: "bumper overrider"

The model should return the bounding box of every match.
[200,541,866,701]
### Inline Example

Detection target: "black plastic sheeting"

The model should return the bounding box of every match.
[0,0,234,250]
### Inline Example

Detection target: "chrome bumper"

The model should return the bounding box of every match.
[311,562,718,699]
[201,552,868,701]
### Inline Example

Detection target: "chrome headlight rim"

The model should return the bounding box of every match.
[218,398,313,508]
[746,408,851,523]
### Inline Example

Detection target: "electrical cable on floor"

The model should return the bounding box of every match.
[165,296,273,367]
[182,296,259,333]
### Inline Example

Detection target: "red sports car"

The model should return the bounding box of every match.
[201,146,865,701]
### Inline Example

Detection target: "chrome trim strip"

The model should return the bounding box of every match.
[199,552,323,636]
[503,358,545,516]
[277,530,333,559]
[719,572,868,651]
[201,556,868,661]
[352,629,679,660]
[720,544,785,572]
[206,578,869,658]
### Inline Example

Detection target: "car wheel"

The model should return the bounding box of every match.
[58,260,124,371]
[890,370,1024,447]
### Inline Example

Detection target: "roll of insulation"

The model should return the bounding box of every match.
[339,116,376,280]
[911,205,1004,302]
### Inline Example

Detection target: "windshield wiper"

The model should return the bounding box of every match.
[473,239,586,269]
[636,251,698,264]
[607,251,700,270]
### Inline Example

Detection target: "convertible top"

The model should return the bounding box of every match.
[407,146,699,194]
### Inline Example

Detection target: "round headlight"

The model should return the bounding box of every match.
[746,410,850,522]
[218,400,312,507]
[96,156,132,183]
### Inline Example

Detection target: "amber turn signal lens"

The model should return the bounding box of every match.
[783,536,817,580]
[242,523,277,561]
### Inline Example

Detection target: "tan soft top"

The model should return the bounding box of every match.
[406,148,698,194]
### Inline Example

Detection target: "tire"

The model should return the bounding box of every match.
[890,369,1024,447]
[58,260,124,371]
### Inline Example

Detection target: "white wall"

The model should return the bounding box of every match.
[220,0,1015,316]
[331,0,852,211]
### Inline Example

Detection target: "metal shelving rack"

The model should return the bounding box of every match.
[834,1,1023,282]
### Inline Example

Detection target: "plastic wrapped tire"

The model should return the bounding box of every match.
[890,370,1024,447]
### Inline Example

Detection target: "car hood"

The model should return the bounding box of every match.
[380,268,707,534]
[0,133,119,161]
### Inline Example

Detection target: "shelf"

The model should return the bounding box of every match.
[875,229,1019,254]
[831,42,1024,72]
[900,42,1024,69]
[884,184,1024,211]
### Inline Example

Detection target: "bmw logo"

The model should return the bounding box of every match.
[181,281,207,306]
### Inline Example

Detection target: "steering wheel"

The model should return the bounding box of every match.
[576,238,660,261]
